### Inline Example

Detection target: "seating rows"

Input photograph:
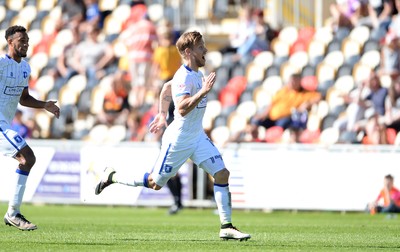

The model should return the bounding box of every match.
[1,1,397,145]
[204,25,399,146]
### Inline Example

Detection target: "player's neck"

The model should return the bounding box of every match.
[184,61,198,72]
[7,52,22,63]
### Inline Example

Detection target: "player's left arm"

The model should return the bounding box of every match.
[19,88,60,118]
[177,72,216,117]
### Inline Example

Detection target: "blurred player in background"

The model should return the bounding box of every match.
[0,26,60,231]
[95,31,251,241]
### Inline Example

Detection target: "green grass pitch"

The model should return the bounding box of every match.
[0,203,399,251]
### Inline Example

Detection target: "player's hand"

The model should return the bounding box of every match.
[201,72,216,94]
[149,113,168,134]
[44,101,60,119]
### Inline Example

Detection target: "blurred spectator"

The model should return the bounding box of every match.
[388,0,400,35]
[358,0,394,40]
[52,26,82,88]
[121,13,157,108]
[97,71,131,126]
[329,0,361,30]
[233,8,270,66]
[126,111,143,141]
[247,74,321,141]
[122,0,147,31]
[221,5,255,55]
[79,0,102,33]
[157,18,181,44]
[378,32,400,79]
[150,25,181,94]
[11,110,30,139]
[367,174,400,214]
[71,25,115,88]
[57,0,86,30]
[385,76,400,131]
[80,0,112,33]
[361,113,389,144]
[334,71,388,138]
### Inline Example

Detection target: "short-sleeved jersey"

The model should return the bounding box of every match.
[165,65,206,144]
[0,54,31,124]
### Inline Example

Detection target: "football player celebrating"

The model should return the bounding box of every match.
[96,31,250,241]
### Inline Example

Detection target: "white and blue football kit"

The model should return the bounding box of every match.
[0,54,31,157]
[152,65,225,187]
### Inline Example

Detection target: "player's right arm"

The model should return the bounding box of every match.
[19,88,60,118]
[149,81,172,133]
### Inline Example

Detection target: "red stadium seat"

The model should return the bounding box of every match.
[299,129,321,144]
[386,128,397,145]
[223,76,247,100]
[301,76,318,91]
[219,89,238,108]
[265,126,284,143]
[289,39,307,55]
[297,26,315,46]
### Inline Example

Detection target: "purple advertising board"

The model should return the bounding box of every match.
[33,152,81,202]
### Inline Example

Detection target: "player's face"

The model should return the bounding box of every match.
[191,40,207,68]
[10,32,29,58]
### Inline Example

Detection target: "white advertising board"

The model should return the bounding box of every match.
[223,146,400,211]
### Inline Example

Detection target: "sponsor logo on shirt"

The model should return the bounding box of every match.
[4,86,24,96]
[197,96,207,108]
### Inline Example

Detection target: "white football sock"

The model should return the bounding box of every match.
[214,183,232,225]
[113,172,149,187]
[8,170,28,217]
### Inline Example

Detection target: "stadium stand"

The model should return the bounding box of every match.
[1,0,398,146]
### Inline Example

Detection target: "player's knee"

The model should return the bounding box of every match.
[149,182,162,190]
[26,154,36,167]
[214,168,230,182]
[21,152,36,169]
[16,152,36,170]
[153,184,162,190]
[147,180,162,190]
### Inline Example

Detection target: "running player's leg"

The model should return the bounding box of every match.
[96,142,192,193]
[1,125,37,230]
[145,143,190,190]
[194,135,250,240]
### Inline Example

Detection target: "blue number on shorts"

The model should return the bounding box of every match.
[164,165,173,173]
[14,135,23,143]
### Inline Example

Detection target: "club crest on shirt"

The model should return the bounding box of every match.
[177,83,185,91]
[7,72,15,79]
[23,71,28,79]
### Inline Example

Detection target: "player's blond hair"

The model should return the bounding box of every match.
[175,31,203,55]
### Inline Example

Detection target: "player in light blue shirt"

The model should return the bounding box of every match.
[1,26,60,231]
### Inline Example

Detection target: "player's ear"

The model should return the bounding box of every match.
[184,47,191,56]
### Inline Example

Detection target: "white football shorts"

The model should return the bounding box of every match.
[151,132,225,187]
[0,121,27,157]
